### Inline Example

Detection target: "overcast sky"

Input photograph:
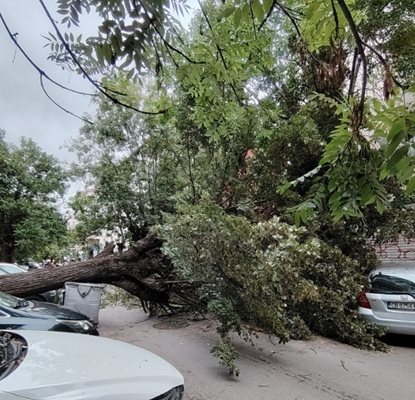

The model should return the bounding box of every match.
[0,0,101,163]
[0,1,196,165]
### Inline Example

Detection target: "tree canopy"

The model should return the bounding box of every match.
[1,0,415,375]
[18,0,410,221]
[0,131,67,262]
[58,1,415,372]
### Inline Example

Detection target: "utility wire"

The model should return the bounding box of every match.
[0,12,95,97]
[38,0,166,116]
[0,12,93,123]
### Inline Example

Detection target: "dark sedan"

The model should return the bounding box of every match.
[0,291,99,335]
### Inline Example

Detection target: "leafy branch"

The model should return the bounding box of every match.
[38,0,166,116]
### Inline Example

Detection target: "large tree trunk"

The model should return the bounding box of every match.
[0,235,173,307]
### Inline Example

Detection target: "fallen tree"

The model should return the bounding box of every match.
[0,235,183,311]
[0,210,387,376]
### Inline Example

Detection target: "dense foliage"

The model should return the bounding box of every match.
[161,203,383,375]
[33,0,415,374]
[0,131,67,261]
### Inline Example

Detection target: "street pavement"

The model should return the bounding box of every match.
[99,306,415,400]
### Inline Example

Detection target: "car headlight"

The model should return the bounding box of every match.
[56,319,95,331]
[152,385,184,400]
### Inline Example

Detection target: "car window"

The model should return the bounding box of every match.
[370,273,415,294]
[0,264,25,274]
[0,292,20,308]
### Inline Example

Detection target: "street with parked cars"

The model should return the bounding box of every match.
[0,291,99,335]
[0,261,415,399]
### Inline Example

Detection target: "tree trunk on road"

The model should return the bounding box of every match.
[0,235,172,307]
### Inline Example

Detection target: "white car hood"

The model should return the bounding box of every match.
[0,330,183,400]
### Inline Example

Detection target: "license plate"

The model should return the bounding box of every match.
[388,302,415,311]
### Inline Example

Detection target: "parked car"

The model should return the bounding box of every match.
[358,264,415,335]
[0,263,26,275]
[22,258,42,270]
[0,290,98,335]
[0,262,62,303]
[0,330,184,399]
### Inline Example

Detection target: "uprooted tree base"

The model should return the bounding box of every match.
[0,235,199,314]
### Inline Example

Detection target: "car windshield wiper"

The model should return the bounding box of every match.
[14,299,29,309]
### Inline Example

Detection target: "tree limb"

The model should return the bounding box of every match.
[197,0,245,106]
[0,12,95,100]
[38,0,166,116]
[362,41,407,90]
[258,0,277,31]
[39,75,92,124]
[336,0,367,132]
[135,0,204,66]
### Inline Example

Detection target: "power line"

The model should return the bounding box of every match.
[38,0,166,116]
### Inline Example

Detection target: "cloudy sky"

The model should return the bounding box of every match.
[0,1,196,164]
[0,0,100,163]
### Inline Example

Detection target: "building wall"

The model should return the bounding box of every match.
[373,236,415,261]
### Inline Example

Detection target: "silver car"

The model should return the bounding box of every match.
[358,264,415,335]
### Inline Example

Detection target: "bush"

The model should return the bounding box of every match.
[160,201,385,374]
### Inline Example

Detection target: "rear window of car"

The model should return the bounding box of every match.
[370,273,415,295]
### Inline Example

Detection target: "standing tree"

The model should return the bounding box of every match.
[0,131,67,262]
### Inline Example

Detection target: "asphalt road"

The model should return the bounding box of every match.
[99,306,415,400]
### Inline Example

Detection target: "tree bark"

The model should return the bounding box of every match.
[0,235,172,306]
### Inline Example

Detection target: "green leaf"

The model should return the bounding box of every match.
[387,145,409,173]
[394,156,411,180]
[379,165,389,181]
[387,118,406,142]
[375,199,386,214]
[372,98,383,113]
[406,175,415,194]
[221,6,236,18]
[263,0,274,14]
[386,130,406,158]
[102,43,112,64]
[233,7,242,27]
[277,181,292,194]
[95,45,104,64]
[294,210,301,226]
[241,4,250,21]
[360,184,375,205]
[252,0,265,22]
